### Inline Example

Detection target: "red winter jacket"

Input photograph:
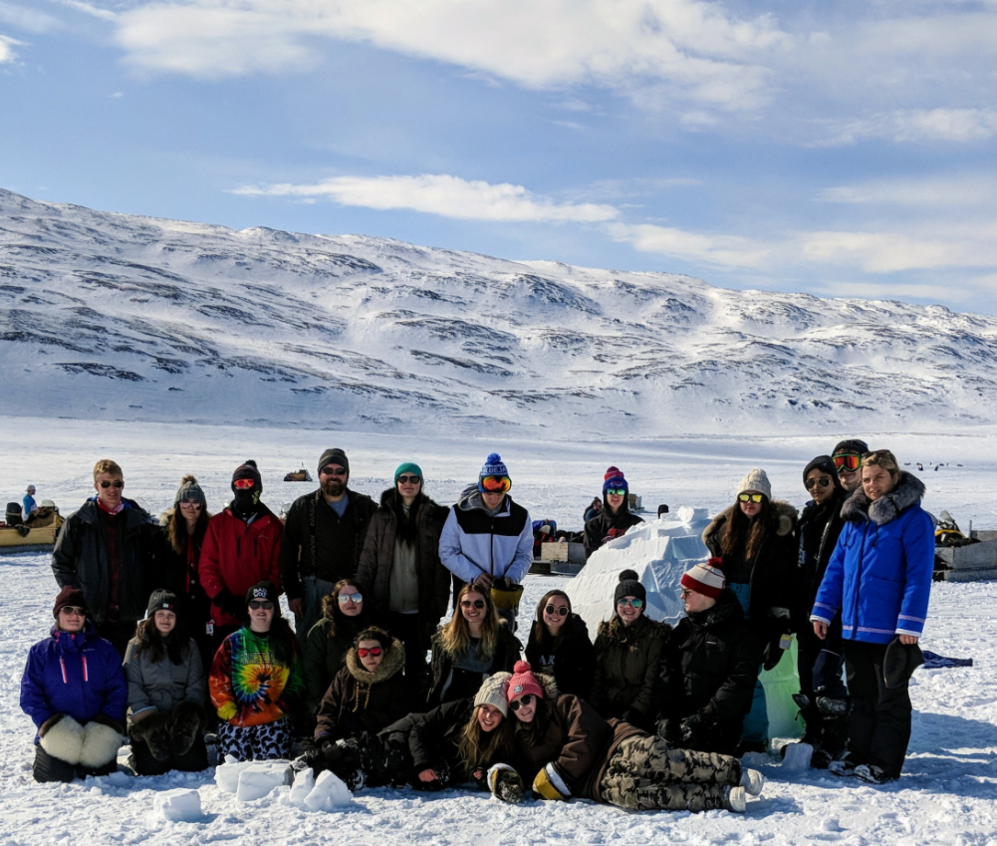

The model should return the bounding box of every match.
[198,507,283,628]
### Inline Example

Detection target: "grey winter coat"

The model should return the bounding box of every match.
[122,636,206,722]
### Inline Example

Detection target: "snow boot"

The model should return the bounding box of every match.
[724,785,747,813]
[739,768,765,795]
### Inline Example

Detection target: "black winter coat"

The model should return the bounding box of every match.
[151,513,211,629]
[380,698,475,778]
[795,490,847,638]
[584,508,644,559]
[426,623,522,708]
[524,613,595,700]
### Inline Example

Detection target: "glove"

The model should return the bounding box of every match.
[621,707,646,729]
[679,715,704,746]
[217,702,238,721]
[533,763,571,801]
[214,589,244,618]
[655,717,678,743]
[487,764,525,804]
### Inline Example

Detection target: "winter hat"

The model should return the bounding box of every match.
[479,453,509,479]
[602,466,629,496]
[26,484,35,493]
[474,672,512,717]
[803,456,841,488]
[245,581,279,607]
[53,586,87,618]
[507,660,544,703]
[883,637,924,689]
[174,474,206,507]
[232,459,262,492]
[681,558,726,600]
[147,589,179,618]
[614,569,646,605]
[355,625,392,652]
[832,439,869,458]
[737,468,771,501]
[394,462,423,485]
[318,448,350,476]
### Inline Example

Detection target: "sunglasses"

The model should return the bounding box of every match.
[396,474,421,485]
[338,593,363,604]
[544,605,569,617]
[99,480,124,489]
[510,693,536,712]
[248,600,274,610]
[180,499,202,508]
[320,466,348,477]
[60,606,86,616]
[605,487,627,497]
[738,493,764,503]
[617,598,644,608]
[233,478,256,490]
[805,477,833,491]
[833,453,862,472]
[480,476,511,494]
[461,599,486,610]
[357,647,383,658]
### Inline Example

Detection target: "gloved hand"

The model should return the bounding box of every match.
[621,707,646,729]
[216,702,238,721]
[533,763,570,801]
[679,715,705,746]
[655,717,677,743]
[39,713,66,737]
[214,589,244,618]
[487,764,525,804]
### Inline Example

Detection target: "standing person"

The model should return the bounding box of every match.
[590,570,669,732]
[524,590,595,699]
[209,581,304,762]
[811,450,933,784]
[584,467,644,559]
[281,448,376,647]
[702,469,797,753]
[832,438,870,495]
[494,661,764,813]
[123,590,208,775]
[789,456,849,767]
[655,560,760,756]
[52,459,156,656]
[427,584,522,708]
[20,587,127,783]
[23,484,38,521]
[438,453,533,629]
[199,460,283,650]
[154,475,214,671]
[355,462,450,686]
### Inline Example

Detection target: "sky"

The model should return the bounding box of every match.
[1,0,996,315]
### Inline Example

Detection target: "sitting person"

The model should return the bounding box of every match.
[655,560,760,756]
[19,587,127,783]
[123,590,208,775]
[524,590,595,699]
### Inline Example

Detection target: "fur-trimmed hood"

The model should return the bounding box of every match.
[841,471,925,526]
[701,499,798,547]
[344,636,405,684]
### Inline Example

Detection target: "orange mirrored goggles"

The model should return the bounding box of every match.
[479,475,511,494]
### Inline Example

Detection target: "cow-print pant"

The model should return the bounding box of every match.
[217,718,293,762]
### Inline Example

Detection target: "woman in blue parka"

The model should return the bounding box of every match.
[20,587,128,783]
[810,449,933,784]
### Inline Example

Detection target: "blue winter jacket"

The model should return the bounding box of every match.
[20,621,128,740]
[811,473,933,644]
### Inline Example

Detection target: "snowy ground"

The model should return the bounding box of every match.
[2,418,996,845]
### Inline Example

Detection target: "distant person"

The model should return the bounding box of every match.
[52,459,156,656]
[584,467,643,559]
[23,484,38,520]
[281,448,376,647]
[20,587,127,783]
[583,498,602,523]
[438,453,533,628]
[831,438,869,494]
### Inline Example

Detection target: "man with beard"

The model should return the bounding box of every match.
[281,449,376,647]
[199,460,284,651]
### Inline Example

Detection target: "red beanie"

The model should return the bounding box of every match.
[507,660,544,703]
[681,557,726,600]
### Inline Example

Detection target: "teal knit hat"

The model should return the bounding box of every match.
[394,462,423,485]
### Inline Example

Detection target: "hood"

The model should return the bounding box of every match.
[456,483,512,517]
[841,471,926,526]
[50,619,97,646]
[702,500,798,547]
[345,636,405,684]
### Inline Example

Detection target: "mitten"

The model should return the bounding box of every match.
[533,763,571,801]
[487,763,525,804]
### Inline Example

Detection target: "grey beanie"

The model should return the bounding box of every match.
[318,448,350,476]
[474,672,512,717]
[737,468,772,501]
[174,475,206,507]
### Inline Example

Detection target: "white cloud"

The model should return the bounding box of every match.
[819,174,997,208]
[816,108,997,145]
[799,230,994,273]
[0,33,22,62]
[233,173,620,223]
[606,222,775,269]
[0,3,63,32]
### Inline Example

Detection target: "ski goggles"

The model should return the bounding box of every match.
[833,453,862,472]
[544,605,569,617]
[233,478,257,490]
[605,487,627,497]
[338,593,363,604]
[509,693,536,712]
[738,493,765,503]
[805,477,833,491]
[479,475,511,494]
[616,597,644,608]
[99,480,124,489]
[248,600,274,610]
[357,647,383,658]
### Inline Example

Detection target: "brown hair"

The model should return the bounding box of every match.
[720,495,774,565]
[93,458,123,481]
[439,584,500,662]
[537,590,571,637]
[320,579,369,638]
[457,705,513,778]
[166,476,211,554]
[132,616,188,665]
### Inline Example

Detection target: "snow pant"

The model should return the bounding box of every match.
[129,733,209,776]
[382,610,429,689]
[598,735,740,812]
[218,718,293,762]
[797,624,848,753]
[295,575,337,650]
[844,640,911,778]
[32,744,116,783]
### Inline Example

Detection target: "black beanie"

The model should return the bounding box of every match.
[147,589,179,618]
[832,439,869,457]
[245,581,279,607]
[803,455,842,488]
[318,448,350,476]
[232,459,262,492]
[614,569,646,605]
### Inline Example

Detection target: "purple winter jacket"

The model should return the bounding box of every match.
[20,621,127,741]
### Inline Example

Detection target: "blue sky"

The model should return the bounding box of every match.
[2,0,996,314]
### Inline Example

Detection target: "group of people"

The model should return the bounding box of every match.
[18,437,933,811]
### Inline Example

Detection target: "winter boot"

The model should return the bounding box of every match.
[739,768,764,795]
[723,785,747,813]
[131,711,172,762]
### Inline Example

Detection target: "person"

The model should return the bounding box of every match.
[355,462,450,686]
[811,450,933,784]
[583,498,602,524]
[589,570,668,732]
[19,587,127,783]
[314,627,411,743]
[23,484,38,521]
[281,448,376,647]
[583,467,643,559]
[427,583,521,708]
[122,590,208,775]
[199,460,283,650]
[51,458,156,656]
[154,475,214,670]
[303,578,372,712]
[524,589,595,699]
[209,581,304,761]
[702,468,797,752]
[655,559,760,756]
[831,438,869,495]
[493,661,764,813]
[438,453,533,629]
[790,455,849,767]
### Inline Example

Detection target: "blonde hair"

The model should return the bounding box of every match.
[439,584,499,662]
[93,459,123,481]
[863,449,900,475]
[457,705,512,777]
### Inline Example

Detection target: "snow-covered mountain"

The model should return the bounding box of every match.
[2,187,995,437]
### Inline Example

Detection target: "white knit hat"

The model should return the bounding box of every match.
[681,558,726,600]
[474,672,512,717]
[737,468,772,501]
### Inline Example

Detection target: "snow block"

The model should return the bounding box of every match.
[781,741,813,774]
[154,789,203,822]
[214,757,256,794]
[303,770,354,811]
[289,767,315,805]
[235,762,293,802]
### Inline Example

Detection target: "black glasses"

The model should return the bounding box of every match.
[99,480,124,489]
[738,493,764,503]
[397,475,421,485]
[60,606,86,616]
[544,605,569,617]
[338,593,363,604]
[461,599,486,610]
[248,600,274,610]
[510,694,536,712]
[805,477,833,491]
[320,466,347,477]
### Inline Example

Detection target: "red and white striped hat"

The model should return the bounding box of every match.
[681,557,726,600]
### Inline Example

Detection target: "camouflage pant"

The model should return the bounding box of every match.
[598,735,740,812]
